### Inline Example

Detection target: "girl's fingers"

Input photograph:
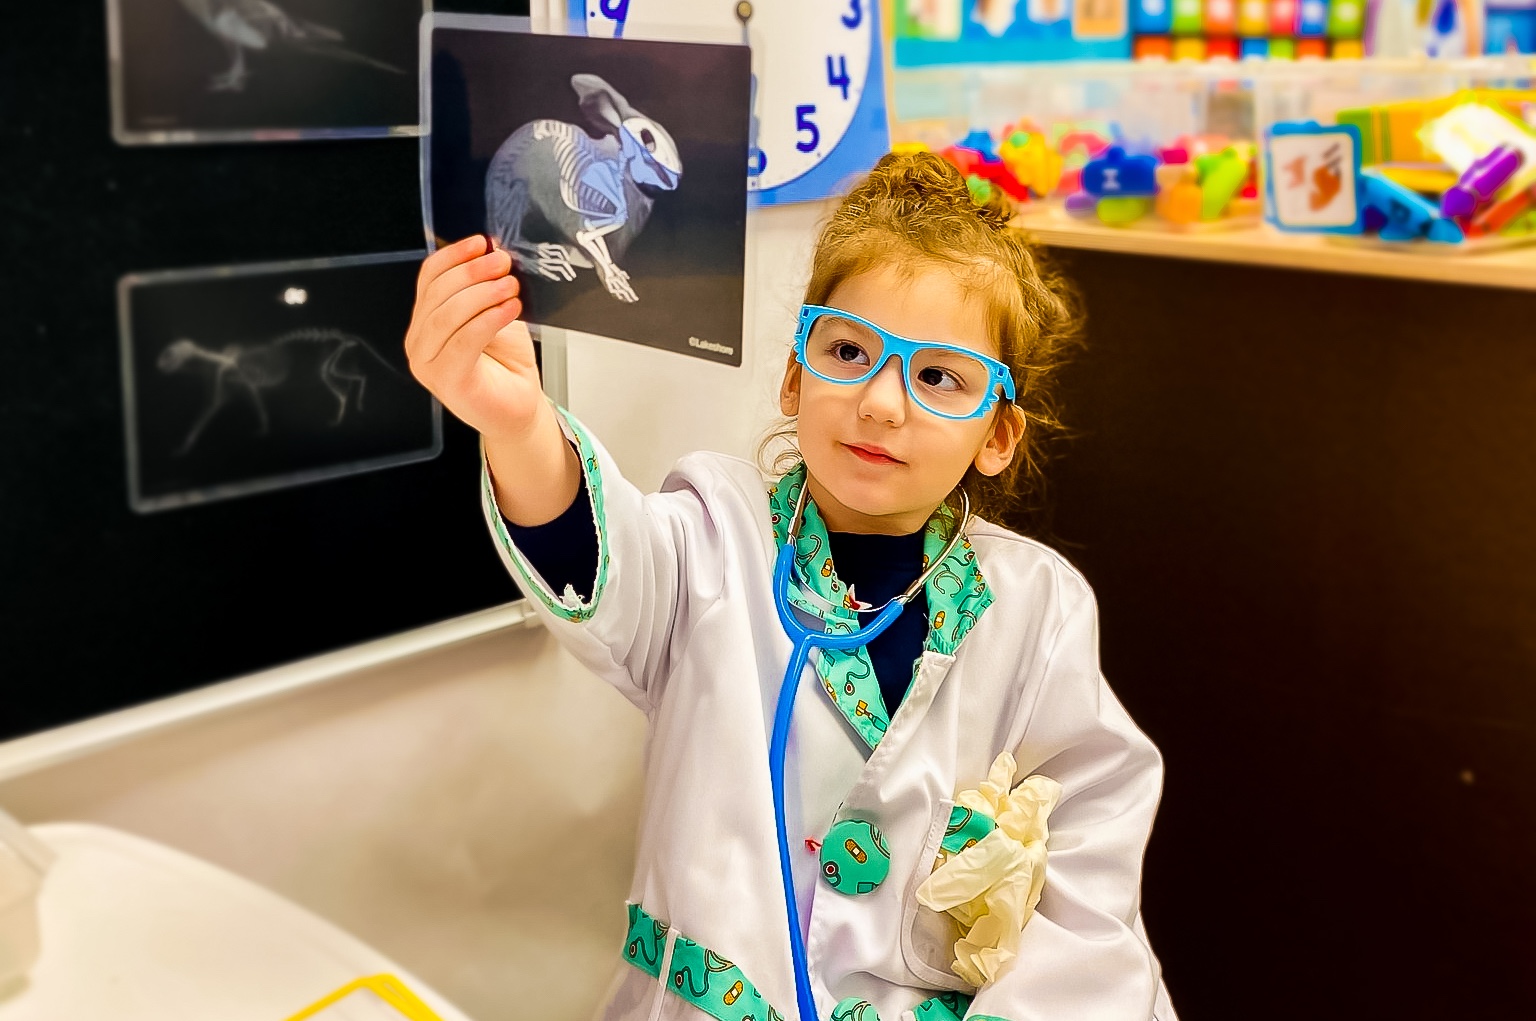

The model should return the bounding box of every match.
[411,275,523,369]
[407,272,520,365]
[415,233,493,303]
[425,297,525,389]
[417,247,516,324]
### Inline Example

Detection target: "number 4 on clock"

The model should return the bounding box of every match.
[826,55,850,101]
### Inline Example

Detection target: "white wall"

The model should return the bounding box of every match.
[0,201,831,1021]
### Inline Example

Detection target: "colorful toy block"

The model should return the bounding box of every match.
[1081,146,1161,196]
[1135,34,1176,58]
[1133,0,1176,34]
[1236,0,1269,35]
[1205,0,1238,34]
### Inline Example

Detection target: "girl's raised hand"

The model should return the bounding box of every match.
[405,234,543,442]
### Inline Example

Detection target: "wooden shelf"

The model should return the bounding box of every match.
[1012,210,1536,292]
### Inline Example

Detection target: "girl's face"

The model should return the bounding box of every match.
[780,261,1023,534]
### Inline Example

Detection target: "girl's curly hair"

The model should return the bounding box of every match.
[764,148,1085,527]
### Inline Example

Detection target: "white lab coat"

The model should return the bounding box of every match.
[483,411,1178,1021]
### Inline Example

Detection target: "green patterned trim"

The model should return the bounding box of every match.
[940,805,997,856]
[914,992,973,1021]
[623,904,785,1021]
[831,998,880,1021]
[483,406,612,622]
[624,902,670,979]
[767,463,994,750]
[624,905,979,1021]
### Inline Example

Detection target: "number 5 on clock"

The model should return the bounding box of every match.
[796,105,819,152]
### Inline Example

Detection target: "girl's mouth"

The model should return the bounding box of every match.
[843,443,903,466]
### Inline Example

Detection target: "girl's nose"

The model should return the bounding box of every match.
[857,357,908,425]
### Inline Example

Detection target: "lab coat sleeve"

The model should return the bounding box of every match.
[479,405,729,713]
[964,579,1171,1021]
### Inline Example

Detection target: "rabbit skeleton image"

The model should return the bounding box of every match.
[484,74,682,304]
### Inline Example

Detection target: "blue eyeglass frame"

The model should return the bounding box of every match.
[793,304,1016,421]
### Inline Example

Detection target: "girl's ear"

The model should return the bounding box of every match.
[779,352,802,416]
[973,404,1024,477]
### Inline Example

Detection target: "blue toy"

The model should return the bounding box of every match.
[1359,169,1466,242]
[1080,146,1159,198]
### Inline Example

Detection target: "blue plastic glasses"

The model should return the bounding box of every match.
[793,304,1016,420]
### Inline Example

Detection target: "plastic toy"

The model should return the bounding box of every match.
[1081,146,1160,196]
[939,134,1033,203]
[1440,144,1524,218]
[1156,167,1205,222]
[1374,163,1460,193]
[999,130,1065,197]
[1097,196,1155,224]
[1359,168,1466,241]
[1196,146,1252,219]
[1468,185,1536,234]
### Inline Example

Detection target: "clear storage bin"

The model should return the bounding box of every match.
[889,60,1262,232]
[1254,55,1536,249]
[0,808,52,994]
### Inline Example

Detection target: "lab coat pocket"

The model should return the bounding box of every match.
[898,797,972,993]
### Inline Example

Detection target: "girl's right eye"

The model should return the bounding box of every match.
[830,340,869,365]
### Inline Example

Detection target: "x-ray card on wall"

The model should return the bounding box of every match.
[119,252,445,512]
[107,0,427,144]
[422,14,749,366]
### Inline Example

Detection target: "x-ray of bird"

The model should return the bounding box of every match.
[175,0,404,91]
[485,74,683,304]
[108,0,423,143]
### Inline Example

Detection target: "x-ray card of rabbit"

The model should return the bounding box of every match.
[423,15,750,366]
[108,0,425,144]
[118,253,450,512]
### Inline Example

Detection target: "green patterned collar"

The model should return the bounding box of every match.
[767,463,993,751]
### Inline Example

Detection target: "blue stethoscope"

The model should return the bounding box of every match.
[769,479,971,1021]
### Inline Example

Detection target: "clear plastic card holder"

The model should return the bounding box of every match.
[418,12,753,366]
[106,0,431,145]
[116,251,451,513]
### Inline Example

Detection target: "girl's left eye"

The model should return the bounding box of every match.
[916,366,963,391]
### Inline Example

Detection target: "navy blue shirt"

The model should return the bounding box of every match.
[503,474,929,716]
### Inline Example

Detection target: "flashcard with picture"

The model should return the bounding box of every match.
[1266,121,1365,234]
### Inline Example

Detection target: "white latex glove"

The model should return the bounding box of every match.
[915,752,1062,987]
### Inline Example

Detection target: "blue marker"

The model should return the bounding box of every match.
[1360,169,1464,242]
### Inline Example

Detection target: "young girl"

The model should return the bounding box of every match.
[405,152,1177,1021]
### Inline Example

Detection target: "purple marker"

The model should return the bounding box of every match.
[1440,144,1524,219]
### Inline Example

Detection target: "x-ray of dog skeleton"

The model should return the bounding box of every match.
[484,74,683,304]
[157,329,403,455]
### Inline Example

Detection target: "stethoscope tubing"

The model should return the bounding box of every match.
[767,483,970,1021]
[770,542,905,1021]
